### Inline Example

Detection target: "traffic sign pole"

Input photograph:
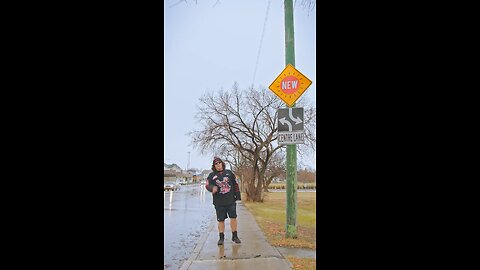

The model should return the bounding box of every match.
[284,0,297,239]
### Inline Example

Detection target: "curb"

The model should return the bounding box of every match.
[178,218,216,270]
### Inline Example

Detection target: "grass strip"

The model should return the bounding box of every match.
[243,192,317,268]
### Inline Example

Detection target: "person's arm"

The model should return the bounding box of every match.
[233,174,241,201]
[205,174,218,193]
[205,175,214,192]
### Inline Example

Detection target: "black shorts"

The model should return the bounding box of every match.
[214,203,237,221]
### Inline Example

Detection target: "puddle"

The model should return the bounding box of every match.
[275,247,316,259]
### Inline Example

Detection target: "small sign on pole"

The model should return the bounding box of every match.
[277,107,304,145]
[269,64,312,107]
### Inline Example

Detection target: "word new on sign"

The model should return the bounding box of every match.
[281,77,299,92]
[278,131,304,145]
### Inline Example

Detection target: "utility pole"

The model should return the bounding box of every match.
[284,0,297,239]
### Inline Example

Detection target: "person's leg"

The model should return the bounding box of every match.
[227,203,241,243]
[215,205,227,245]
[218,221,225,233]
[230,218,237,231]
[217,221,225,245]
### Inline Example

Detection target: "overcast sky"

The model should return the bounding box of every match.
[164,0,316,172]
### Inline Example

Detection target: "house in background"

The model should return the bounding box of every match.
[164,163,183,183]
[164,163,212,184]
[164,169,177,183]
[179,172,193,183]
[164,163,182,172]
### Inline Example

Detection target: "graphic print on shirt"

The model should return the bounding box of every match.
[215,177,231,194]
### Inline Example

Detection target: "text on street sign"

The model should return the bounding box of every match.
[278,131,304,145]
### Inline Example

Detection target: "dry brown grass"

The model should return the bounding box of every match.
[287,256,317,269]
[243,191,316,268]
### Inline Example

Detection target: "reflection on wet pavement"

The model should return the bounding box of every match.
[164,184,214,269]
[231,244,240,257]
[218,245,225,259]
[215,242,243,260]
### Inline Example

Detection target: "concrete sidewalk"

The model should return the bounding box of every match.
[179,201,292,270]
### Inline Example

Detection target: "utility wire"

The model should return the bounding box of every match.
[251,0,272,89]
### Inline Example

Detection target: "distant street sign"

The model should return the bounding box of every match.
[277,107,304,145]
[269,64,312,107]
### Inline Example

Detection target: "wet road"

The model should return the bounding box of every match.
[164,184,215,270]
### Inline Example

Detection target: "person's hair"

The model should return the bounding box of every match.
[211,158,225,172]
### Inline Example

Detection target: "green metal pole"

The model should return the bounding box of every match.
[284,0,297,239]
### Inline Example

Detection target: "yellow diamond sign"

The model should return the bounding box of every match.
[268,64,312,107]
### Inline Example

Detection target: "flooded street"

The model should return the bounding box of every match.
[164,184,214,270]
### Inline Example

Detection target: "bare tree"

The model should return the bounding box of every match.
[188,82,316,202]
[297,167,316,183]
[262,150,286,192]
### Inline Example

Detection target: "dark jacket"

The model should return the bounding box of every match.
[205,169,241,206]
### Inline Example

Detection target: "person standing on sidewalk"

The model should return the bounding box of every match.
[205,156,242,245]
